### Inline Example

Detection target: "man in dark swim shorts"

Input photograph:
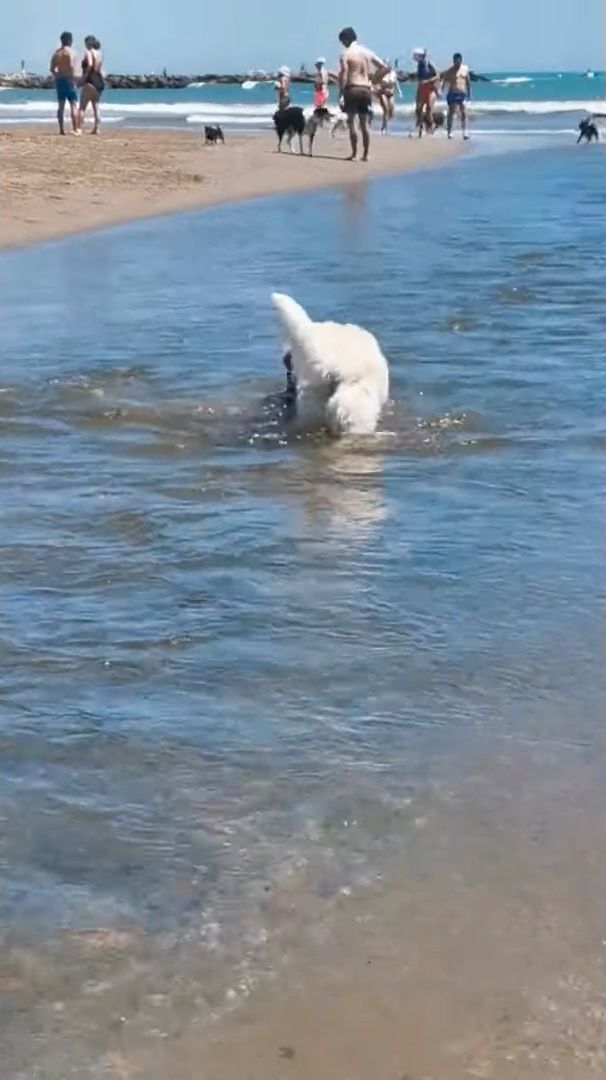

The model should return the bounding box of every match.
[338,26,387,161]
[441,52,471,140]
[49,31,80,134]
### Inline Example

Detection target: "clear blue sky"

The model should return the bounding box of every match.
[2,0,603,73]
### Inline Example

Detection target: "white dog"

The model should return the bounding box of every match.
[272,292,389,436]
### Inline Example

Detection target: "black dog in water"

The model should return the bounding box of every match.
[205,125,225,145]
[577,118,599,143]
[273,106,306,153]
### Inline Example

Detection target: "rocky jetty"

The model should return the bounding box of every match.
[0,71,320,90]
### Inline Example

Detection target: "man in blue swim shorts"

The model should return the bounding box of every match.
[441,52,471,140]
[50,31,80,135]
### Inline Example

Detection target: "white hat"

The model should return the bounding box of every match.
[315,57,326,65]
[278,65,290,76]
[412,47,426,61]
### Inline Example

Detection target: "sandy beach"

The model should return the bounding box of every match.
[1,126,462,250]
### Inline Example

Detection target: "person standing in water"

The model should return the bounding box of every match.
[49,31,80,135]
[441,52,471,139]
[338,26,388,161]
[79,36,105,134]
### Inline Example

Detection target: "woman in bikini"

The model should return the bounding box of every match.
[376,61,401,133]
[80,35,104,134]
[275,66,291,111]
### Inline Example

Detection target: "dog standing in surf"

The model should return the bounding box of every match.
[272,293,389,436]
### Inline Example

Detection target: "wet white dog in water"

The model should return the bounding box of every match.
[272,293,389,436]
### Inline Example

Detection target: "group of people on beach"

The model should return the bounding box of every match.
[50,30,104,134]
[276,28,473,161]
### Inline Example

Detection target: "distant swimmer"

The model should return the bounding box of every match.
[441,52,471,140]
[577,117,599,143]
[338,26,389,161]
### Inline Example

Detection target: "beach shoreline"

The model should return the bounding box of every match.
[1,127,463,251]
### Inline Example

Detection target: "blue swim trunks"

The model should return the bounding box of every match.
[55,76,78,104]
[447,90,467,107]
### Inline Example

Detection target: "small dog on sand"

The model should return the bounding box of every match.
[204,125,225,145]
[272,292,389,436]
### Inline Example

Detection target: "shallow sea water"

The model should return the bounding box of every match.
[0,146,604,1078]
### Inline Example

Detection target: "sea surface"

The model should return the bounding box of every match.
[1,144,605,1077]
[0,69,605,137]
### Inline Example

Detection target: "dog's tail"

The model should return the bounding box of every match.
[271,292,331,383]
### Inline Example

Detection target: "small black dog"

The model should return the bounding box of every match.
[273,106,305,153]
[577,117,599,144]
[205,125,225,145]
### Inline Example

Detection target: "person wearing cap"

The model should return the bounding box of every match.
[411,47,438,136]
[338,26,388,161]
[275,66,291,110]
[313,58,329,110]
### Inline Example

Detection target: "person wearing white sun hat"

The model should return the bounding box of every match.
[275,65,291,110]
[411,46,438,136]
[313,57,329,110]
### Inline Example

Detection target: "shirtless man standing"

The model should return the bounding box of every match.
[441,52,471,140]
[338,27,388,161]
[50,31,80,134]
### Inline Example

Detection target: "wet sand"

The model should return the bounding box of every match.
[0,126,462,250]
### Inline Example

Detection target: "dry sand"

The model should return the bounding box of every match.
[1,126,462,250]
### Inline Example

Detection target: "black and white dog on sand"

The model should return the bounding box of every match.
[204,125,225,145]
[273,106,347,156]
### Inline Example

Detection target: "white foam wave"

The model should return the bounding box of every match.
[493,76,533,85]
[0,97,603,125]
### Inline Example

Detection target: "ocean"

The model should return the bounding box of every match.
[1,140,605,1075]
[0,69,604,136]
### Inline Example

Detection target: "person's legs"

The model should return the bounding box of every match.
[56,80,66,134]
[447,100,455,138]
[415,88,423,136]
[460,102,469,139]
[346,113,358,158]
[359,111,371,160]
[379,93,388,133]
[66,83,80,133]
[92,100,100,133]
